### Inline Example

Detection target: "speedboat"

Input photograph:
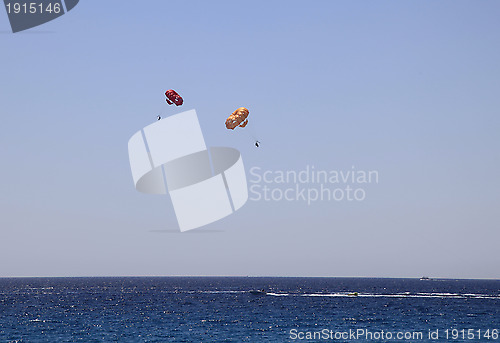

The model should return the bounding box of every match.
[249,289,267,295]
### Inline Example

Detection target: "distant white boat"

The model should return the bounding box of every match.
[420,276,432,281]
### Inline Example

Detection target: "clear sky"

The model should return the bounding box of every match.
[1,1,499,278]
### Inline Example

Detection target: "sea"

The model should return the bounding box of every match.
[0,277,499,342]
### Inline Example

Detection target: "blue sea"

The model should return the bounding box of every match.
[0,277,499,342]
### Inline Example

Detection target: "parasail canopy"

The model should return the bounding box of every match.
[225,107,249,130]
[165,89,183,106]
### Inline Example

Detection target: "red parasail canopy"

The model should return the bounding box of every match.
[165,89,183,106]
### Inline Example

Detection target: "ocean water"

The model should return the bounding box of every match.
[0,277,499,342]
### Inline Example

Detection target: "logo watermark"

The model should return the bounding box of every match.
[3,0,79,33]
[289,327,499,341]
[249,165,379,205]
[128,110,248,232]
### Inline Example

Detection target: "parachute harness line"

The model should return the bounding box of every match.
[128,110,248,232]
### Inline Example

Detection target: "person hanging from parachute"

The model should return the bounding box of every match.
[156,89,183,121]
[225,107,260,147]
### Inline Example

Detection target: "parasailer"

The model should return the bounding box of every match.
[165,89,183,106]
[226,107,260,147]
[225,107,249,130]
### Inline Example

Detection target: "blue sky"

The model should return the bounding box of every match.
[1,1,499,278]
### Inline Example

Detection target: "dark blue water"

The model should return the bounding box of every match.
[0,277,498,342]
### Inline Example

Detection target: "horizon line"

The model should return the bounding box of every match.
[0,275,499,281]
